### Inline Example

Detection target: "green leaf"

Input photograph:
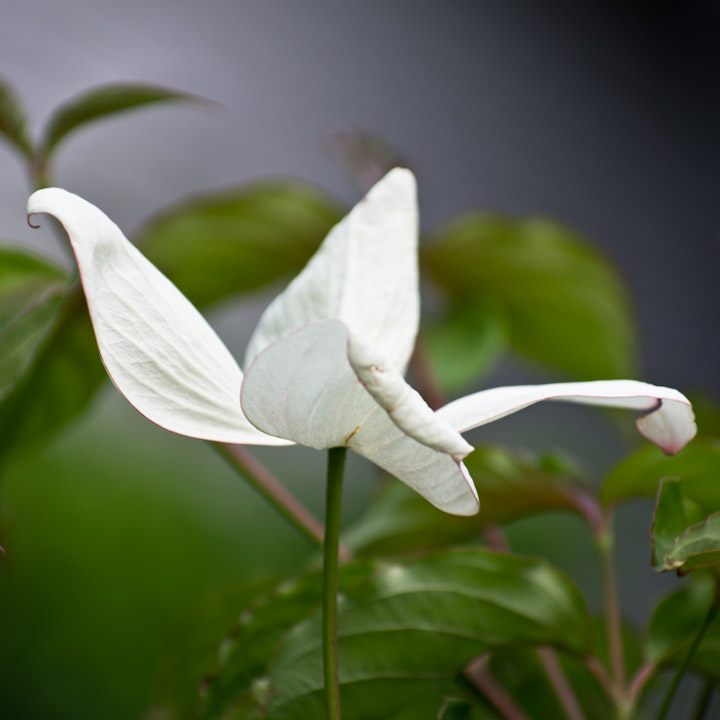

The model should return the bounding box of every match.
[201,550,590,719]
[663,514,720,575]
[264,550,591,719]
[0,77,33,159]
[422,214,636,380]
[651,479,706,571]
[147,579,275,720]
[198,562,375,720]
[602,440,720,509]
[136,182,344,308]
[423,296,507,393]
[0,288,107,457]
[648,575,720,677]
[40,82,203,159]
[346,446,591,557]
[0,247,68,402]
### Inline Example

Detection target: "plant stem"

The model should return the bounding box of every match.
[465,656,531,720]
[621,662,653,718]
[213,443,352,561]
[536,647,586,720]
[597,511,625,696]
[656,600,719,720]
[323,447,347,720]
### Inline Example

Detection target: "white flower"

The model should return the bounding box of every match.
[27,169,696,516]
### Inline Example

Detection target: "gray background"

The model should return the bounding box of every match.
[1,0,717,393]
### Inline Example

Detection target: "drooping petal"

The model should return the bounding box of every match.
[348,335,473,461]
[244,168,419,372]
[437,380,696,455]
[347,411,480,516]
[27,188,289,446]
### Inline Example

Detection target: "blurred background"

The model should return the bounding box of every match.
[0,1,718,718]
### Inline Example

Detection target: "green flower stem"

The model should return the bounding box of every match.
[214,443,352,561]
[323,447,347,720]
[656,598,719,720]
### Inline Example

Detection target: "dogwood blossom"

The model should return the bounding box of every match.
[27,169,696,516]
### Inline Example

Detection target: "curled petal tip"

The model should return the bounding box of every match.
[636,397,697,455]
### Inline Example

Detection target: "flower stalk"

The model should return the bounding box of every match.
[323,447,347,720]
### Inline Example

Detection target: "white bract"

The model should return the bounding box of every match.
[27,169,696,516]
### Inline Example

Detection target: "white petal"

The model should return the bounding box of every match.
[348,336,473,461]
[438,380,696,455]
[241,320,377,449]
[348,411,480,516]
[244,168,419,372]
[27,188,289,446]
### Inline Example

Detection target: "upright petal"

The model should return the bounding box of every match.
[27,188,289,446]
[244,168,419,372]
[438,380,696,455]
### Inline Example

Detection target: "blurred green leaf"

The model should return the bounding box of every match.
[198,563,375,720]
[40,82,204,159]
[663,514,720,575]
[686,392,720,439]
[648,575,720,677]
[423,297,507,393]
[147,579,276,720]
[201,549,590,719]
[602,440,720,509]
[0,246,66,326]
[651,479,706,572]
[0,247,68,402]
[346,446,591,557]
[0,77,33,159]
[0,288,106,456]
[136,182,344,308]
[422,214,636,380]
